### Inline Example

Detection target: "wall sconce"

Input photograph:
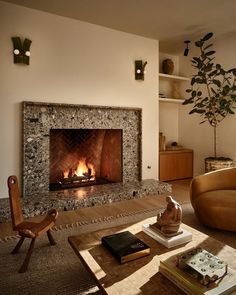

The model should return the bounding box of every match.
[135,60,147,80]
[184,40,191,56]
[12,37,32,65]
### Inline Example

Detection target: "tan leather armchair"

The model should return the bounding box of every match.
[190,167,236,231]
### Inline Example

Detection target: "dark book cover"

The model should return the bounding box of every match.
[101,231,150,264]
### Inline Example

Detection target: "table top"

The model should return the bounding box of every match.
[68,217,236,295]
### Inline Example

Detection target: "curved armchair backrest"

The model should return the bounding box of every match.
[190,167,236,206]
[8,175,24,230]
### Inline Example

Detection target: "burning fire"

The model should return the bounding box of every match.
[63,169,70,179]
[63,158,96,181]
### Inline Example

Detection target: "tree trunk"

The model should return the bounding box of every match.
[214,126,217,158]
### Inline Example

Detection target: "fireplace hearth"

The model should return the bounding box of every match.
[49,128,122,190]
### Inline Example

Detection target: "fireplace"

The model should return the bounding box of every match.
[49,129,122,190]
[22,102,142,196]
[17,103,172,212]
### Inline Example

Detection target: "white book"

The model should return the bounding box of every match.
[142,224,192,248]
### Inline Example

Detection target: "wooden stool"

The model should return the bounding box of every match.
[8,175,58,273]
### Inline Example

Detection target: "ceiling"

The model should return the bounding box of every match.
[3,0,236,53]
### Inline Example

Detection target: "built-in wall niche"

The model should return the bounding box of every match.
[158,52,189,146]
[49,129,122,190]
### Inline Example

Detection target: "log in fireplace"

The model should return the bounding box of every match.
[49,129,122,190]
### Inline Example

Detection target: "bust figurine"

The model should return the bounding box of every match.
[154,196,182,236]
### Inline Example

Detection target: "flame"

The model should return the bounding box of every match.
[62,158,96,181]
[88,162,96,180]
[63,169,69,179]
[75,158,88,177]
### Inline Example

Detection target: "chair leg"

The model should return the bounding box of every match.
[47,230,56,246]
[11,237,25,254]
[19,238,36,273]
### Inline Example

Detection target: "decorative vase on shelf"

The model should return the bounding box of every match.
[162,59,174,75]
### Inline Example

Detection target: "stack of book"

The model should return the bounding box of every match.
[142,223,192,248]
[159,249,236,295]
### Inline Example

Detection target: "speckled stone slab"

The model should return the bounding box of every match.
[0,179,171,222]
[22,102,142,196]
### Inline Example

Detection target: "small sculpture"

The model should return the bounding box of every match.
[151,196,182,237]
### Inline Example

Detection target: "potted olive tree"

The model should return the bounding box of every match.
[183,32,236,172]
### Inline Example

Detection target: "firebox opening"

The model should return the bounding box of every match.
[49,129,123,191]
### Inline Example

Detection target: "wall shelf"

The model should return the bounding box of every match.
[159,73,190,81]
[159,97,184,103]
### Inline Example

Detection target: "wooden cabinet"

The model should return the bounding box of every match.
[159,149,193,181]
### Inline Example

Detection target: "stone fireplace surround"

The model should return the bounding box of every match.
[0,101,172,222]
[23,101,143,195]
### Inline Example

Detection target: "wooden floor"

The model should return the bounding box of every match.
[0,179,191,239]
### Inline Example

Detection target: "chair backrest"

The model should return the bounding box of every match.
[8,175,24,230]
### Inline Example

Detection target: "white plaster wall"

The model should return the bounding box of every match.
[0,1,159,198]
[179,34,236,175]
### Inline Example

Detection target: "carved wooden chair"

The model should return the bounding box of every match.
[8,175,58,273]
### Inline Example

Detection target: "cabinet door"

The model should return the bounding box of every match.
[175,152,193,179]
[159,153,176,181]
[159,151,193,181]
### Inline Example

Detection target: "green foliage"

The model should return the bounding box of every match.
[183,33,236,157]
[183,32,236,128]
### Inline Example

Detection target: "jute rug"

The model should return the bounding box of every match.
[0,203,235,295]
[0,206,162,295]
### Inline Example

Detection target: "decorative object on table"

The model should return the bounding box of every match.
[151,196,182,236]
[159,132,166,151]
[142,196,189,248]
[142,223,192,248]
[162,58,174,75]
[12,37,32,65]
[159,247,236,295]
[101,230,150,264]
[183,32,236,172]
[177,248,227,286]
[183,40,191,56]
[135,60,147,80]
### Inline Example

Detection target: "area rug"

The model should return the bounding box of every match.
[0,206,164,295]
[1,203,235,295]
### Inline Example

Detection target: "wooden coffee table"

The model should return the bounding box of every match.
[68,217,236,295]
